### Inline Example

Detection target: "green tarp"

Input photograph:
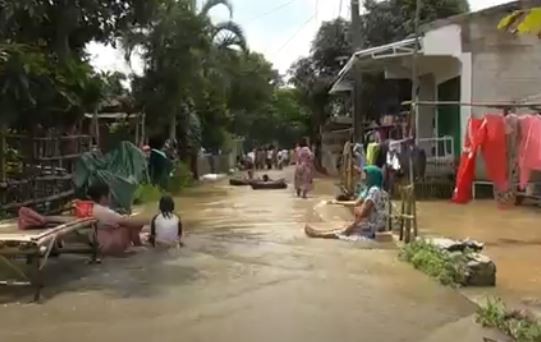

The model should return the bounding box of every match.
[74,141,148,211]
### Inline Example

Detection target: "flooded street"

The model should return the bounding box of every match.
[0,168,482,342]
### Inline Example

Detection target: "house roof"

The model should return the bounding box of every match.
[330,0,541,94]
[330,38,421,94]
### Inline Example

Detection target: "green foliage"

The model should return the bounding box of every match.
[289,19,353,139]
[0,0,160,59]
[361,0,470,47]
[477,298,541,342]
[167,161,194,195]
[125,0,248,151]
[134,161,193,203]
[0,44,105,128]
[0,0,157,129]
[224,50,307,148]
[133,183,163,205]
[400,240,469,287]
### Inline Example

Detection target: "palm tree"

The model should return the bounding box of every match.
[192,0,247,51]
[121,0,247,144]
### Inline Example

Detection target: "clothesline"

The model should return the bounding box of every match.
[454,114,541,205]
[402,100,541,108]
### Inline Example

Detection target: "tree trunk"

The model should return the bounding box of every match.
[169,115,177,141]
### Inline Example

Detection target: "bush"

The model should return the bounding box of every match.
[400,240,469,287]
[477,297,541,342]
[167,161,193,195]
[133,183,163,205]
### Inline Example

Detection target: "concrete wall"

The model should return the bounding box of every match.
[418,74,436,141]
[197,154,232,176]
[424,24,463,57]
[450,7,541,181]
[465,10,541,117]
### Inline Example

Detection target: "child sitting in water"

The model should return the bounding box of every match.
[150,196,184,248]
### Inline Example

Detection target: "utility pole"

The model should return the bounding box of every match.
[350,0,363,143]
[351,0,362,49]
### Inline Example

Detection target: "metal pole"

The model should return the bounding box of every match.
[351,0,362,49]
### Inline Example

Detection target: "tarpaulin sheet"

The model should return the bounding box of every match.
[74,142,148,211]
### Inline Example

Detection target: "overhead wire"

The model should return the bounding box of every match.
[246,0,300,24]
[274,12,316,54]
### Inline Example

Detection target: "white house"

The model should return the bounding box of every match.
[331,0,541,163]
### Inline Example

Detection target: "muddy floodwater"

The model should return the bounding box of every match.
[419,200,541,310]
[0,168,488,342]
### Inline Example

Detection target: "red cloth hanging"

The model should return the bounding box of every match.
[519,115,541,189]
[476,114,508,192]
[453,118,483,204]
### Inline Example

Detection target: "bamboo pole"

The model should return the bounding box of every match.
[406,0,422,243]
[0,124,6,184]
[93,109,100,147]
[403,100,541,108]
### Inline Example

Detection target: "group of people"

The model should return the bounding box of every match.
[89,136,390,257]
[243,145,290,171]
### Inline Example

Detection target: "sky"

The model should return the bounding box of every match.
[87,0,515,78]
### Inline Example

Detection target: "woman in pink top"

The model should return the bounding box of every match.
[294,138,314,198]
[88,183,146,256]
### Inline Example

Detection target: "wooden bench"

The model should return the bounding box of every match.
[0,217,98,301]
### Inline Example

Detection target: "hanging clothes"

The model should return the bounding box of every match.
[366,142,380,166]
[353,143,365,170]
[495,114,520,208]
[453,118,483,204]
[453,115,509,204]
[477,114,509,192]
[399,146,427,181]
[375,141,388,169]
[518,115,541,189]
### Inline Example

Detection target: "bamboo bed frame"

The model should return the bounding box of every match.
[0,217,99,301]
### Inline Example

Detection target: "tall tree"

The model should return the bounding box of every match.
[289,19,353,144]
[0,0,156,129]
[123,0,247,146]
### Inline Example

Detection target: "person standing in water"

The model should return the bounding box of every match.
[294,138,314,198]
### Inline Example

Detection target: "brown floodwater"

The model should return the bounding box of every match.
[0,168,487,342]
[418,200,541,309]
